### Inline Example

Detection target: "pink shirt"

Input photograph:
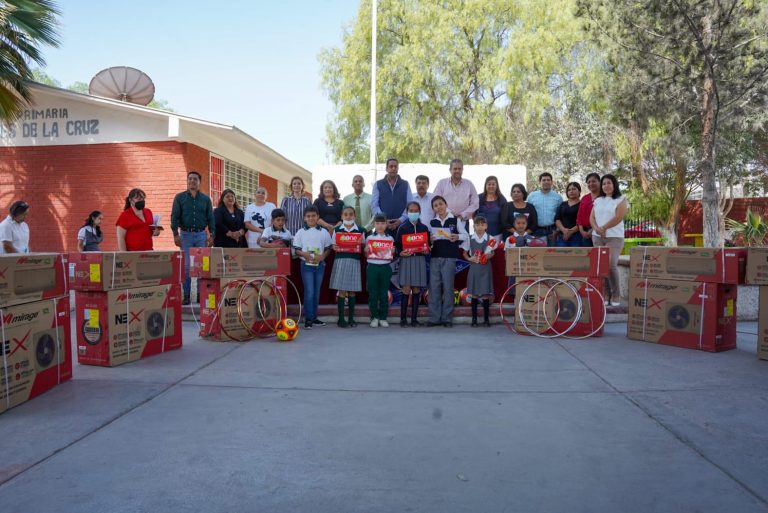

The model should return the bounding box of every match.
[432,178,479,220]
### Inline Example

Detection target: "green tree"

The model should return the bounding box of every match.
[320,0,606,170]
[577,0,768,247]
[0,0,60,122]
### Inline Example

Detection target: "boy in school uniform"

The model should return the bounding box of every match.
[365,214,395,327]
[427,195,468,327]
[293,206,333,329]
[259,208,293,248]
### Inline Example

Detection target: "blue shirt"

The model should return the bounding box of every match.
[527,190,563,227]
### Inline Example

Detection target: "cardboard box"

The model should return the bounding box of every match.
[199,277,286,340]
[627,278,737,352]
[758,287,768,361]
[505,247,610,278]
[513,278,605,337]
[746,247,768,285]
[189,248,291,278]
[75,284,182,366]
[0,296,72,414]
[0,253,68,308]
[630,247,747,284]
[67,251,183,291]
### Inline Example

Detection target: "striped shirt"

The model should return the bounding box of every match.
[280,195,312,235]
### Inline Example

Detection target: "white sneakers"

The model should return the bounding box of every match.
[370,318,379,328]
[369,319,389,328]
[379,320,389,328]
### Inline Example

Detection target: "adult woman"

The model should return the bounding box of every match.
[590,174,628,307]
[244,186,276,248]
[214,189,247,248]
[313,180,344,233]
[116,189,159,251]
[500,183,538,237]
[280,176,312,235]
[77,211,103,252]
[577,172,601,246]
[477,176,507,240]
[555,182,583,247]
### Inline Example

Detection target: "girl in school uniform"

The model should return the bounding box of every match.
[330,206,365,328]
[395,201,430,327]
[427,195,467,328]
[462,213,495,327]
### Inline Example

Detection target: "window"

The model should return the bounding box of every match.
[224,159,259,207]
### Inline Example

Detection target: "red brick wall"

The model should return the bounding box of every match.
[0,141,211,252]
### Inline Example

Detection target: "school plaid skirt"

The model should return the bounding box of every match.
[399,254,427,287]
[329,257,362,292]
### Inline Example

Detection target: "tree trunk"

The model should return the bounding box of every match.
[699,15,723,248]
[663,155,688,247]
[628,120,649,192]
[659,225,678,247]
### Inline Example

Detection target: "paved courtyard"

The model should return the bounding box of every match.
[0,321,766,512]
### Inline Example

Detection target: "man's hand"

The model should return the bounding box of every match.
[207,235,214,247]
[173,234,182,247]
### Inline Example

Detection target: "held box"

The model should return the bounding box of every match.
[67,251,183,291]
[758,287,767,361]
[627,278,737,352]
[199,277,286,341]
[0,253,67,308]
[0,296,72,414]
[505,247,610,278]
[75,284,182,367]
[746,247,768,285]
[630,247,747,284]
[512,278,606,337]
[189,248,291,278]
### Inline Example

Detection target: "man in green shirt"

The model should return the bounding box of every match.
[170,171,215,304]
[342,175,374,233]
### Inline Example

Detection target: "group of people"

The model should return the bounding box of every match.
[1,158,629,329]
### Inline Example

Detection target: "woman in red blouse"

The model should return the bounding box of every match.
[116,188,159,251]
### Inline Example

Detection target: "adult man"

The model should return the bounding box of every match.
[244,187,276,248]
[342,175,374,231]
[0,201,30,254]
[526,172,563,247]
[432,159,479,228]
[371,158,412,234]
[171,171,215,305]
[412,175,434,222]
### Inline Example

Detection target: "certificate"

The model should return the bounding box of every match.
[367,239,394,260]
[335,232,362,253]
[430,226,452,240]
[401,232,428,253]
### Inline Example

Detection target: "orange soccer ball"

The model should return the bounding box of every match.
[275,318,299,341]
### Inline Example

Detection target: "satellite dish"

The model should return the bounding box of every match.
[88,66,155,106]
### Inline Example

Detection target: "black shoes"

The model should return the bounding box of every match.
[312,319,326,327]
[182,296,190,306]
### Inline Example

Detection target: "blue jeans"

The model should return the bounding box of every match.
[555,232,583,247]
[300,260,326,321]
[181,230,208,298]
[534,226,557,247]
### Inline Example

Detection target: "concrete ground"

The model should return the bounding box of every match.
[0,320,766,513]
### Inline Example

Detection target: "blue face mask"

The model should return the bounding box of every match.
[407,212,420,223]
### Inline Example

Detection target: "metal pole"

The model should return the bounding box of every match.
[370,0,378,183]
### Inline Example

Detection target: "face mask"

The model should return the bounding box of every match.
[342,218,355,226]
[407,212,420,223]
[134,200,145,210]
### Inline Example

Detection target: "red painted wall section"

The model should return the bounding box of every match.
[678,197,768,243]
[0,141,199,252]
[259,173,278,205]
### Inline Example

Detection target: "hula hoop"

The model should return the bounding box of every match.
[498,282,525,334]
[538,278,585,338]
[517,278,581,339]
[236,278,278,338]
[216,279,256,342]
[557,278,607,340]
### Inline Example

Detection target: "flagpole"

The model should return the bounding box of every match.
[370,0,378,183]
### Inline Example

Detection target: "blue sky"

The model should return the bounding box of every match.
[41,0,361,170]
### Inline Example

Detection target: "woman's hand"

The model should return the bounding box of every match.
[401,249,412,257]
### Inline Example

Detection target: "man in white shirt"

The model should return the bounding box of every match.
[244,187,276,248]
[412,175,434,223]
[0,200,31,254]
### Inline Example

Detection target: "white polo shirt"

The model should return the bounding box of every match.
[292,225,332,262]
[0,215,30,254]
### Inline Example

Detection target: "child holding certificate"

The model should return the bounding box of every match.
[365,214,395,328]
[292,206,332,329]
[330,206,365,328]
[395,201,430,327]
[427,195,467,328]
[462,213,495,327]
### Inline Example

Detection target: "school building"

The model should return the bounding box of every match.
[0,82,311,252]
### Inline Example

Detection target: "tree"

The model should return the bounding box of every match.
[0,0,60,122]
[319,0,607,170]
[577,0,768,247]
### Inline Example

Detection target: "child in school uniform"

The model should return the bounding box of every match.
[504,213,535,249]
[330,206,365,328]
[292,206,332,329]
[427,195,468,328]
[395,201,430,327]
[258,208,293,248]
[365,214,395,328]
[462,213,495,327]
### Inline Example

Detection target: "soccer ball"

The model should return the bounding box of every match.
[529,237,547,247]
[275,318,299,341]
[459,288,470,305]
